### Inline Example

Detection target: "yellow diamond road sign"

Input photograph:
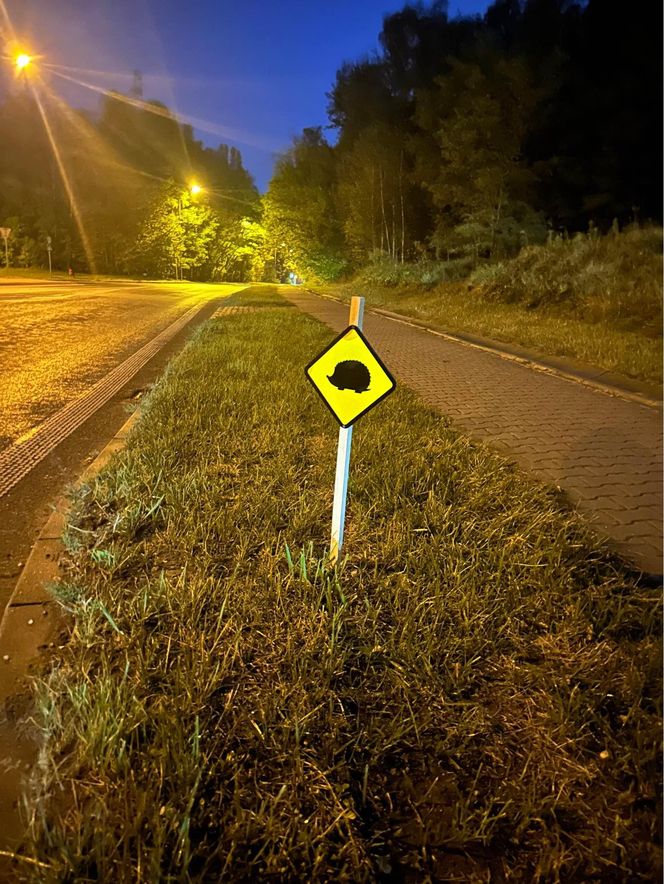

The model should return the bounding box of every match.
[305,325,396,428]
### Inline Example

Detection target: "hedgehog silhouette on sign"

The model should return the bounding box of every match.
[327,360,371,393]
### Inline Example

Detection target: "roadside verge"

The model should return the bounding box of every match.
[0,409,142,876]
[9,285,661,881]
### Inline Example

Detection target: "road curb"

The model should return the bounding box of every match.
[0,409,141,875]
[301,287,662,410]
[0,408,140,698]
[0,286,245,683]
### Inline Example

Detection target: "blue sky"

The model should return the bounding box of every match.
[5,0,491,190]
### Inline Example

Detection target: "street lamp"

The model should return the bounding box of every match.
[174,183,204,280]
[175,195,184,281]
[14,53,32,71]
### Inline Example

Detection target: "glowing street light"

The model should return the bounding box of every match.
[172,182,204,279]
[14,53,32,71]
[174,183,202,280]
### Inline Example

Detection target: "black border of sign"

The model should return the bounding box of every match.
[304,324,397,428]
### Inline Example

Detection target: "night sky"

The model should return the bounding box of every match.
[5,0,490,191]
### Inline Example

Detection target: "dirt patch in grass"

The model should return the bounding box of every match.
[15,286,662,881]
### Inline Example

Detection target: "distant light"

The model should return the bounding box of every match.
[190,183,202,195]
[15,53,32,71]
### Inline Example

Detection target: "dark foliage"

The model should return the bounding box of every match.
[0,80,259,276]
[267,0,662,277]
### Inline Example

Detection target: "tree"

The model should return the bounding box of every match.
[263,128,346,281]
[210,217,270,282]
[521,0,663,226]
[327,60,397,149]
[0,72,260,277]
[337,122,415,263]
[380,1,478,97]
[414,54,543,257]
[130,182,218,279]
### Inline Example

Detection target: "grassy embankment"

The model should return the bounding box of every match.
[318,227,663,387]
[16,286,661,881]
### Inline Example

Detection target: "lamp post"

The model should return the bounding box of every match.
[175,182,203,281]
[15,53,32,71]
[175,196,183,280]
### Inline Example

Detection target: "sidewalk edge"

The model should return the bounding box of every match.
[301,287,662,410]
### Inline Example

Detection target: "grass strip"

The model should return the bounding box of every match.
[319,279,663,389]
[20,286,662,881]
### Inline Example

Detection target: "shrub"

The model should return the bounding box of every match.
[469,226,663,332]
[304,252,350,283]
[359,255,477,289]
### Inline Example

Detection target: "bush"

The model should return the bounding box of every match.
[305,252,349,282]
[469,226,663,332]
[359,255,477,289]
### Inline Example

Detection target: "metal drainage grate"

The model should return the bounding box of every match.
[0,303,207,498]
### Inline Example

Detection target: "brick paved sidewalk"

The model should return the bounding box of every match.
[286,289,663,575]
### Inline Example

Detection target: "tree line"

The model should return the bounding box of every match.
[0,77,262,279]
[0,0,660,283]
[265,0,662,280]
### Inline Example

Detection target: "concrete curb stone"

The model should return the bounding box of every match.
[0,409,141,877]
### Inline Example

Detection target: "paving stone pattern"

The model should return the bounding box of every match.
[287,290,663,575]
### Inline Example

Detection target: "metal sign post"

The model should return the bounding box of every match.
[329,296,364,566]
[305,294,396,568]
[46,235,52,275]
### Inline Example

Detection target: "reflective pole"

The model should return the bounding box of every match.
[328,296,364,567]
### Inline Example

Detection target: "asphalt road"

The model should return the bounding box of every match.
[0,278,245,613]
[0,279,241,448]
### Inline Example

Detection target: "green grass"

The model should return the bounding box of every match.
[319,227,663,387]
[17,286,662,881]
